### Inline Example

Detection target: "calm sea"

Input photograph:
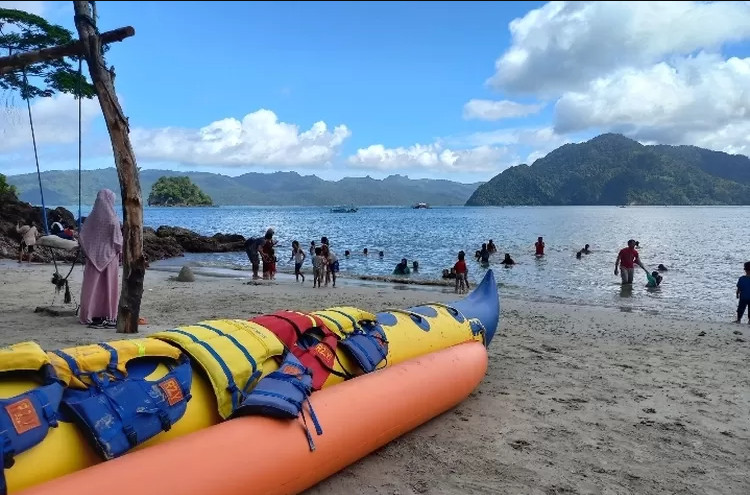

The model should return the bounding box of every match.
[65,204,750,324]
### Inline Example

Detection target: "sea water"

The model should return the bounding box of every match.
[66,204,750,324]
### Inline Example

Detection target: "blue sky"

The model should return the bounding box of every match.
[2,1,750,183]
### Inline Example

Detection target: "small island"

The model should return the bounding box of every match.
[147,176,214,207]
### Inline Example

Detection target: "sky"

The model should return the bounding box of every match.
[2,1,750,184]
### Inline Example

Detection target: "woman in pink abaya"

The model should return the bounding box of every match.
[78,189,123,325]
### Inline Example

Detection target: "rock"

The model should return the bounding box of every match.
[143,227,184,262]
[155,226,246,253]
[176,266,195,282]
[1,194,245,263]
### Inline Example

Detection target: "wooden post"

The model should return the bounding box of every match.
[73,0,144,334]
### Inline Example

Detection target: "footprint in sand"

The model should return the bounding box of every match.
[509,439,531,451]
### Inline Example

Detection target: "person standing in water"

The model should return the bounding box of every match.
[534,236,545,257]
[615,239,646,285]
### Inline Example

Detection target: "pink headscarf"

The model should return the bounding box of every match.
[79,189,123,272]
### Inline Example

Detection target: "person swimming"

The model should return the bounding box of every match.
[583,244,591,254]
[657,264,668,271]
[393,258,410,275]
[501,253,515,266]
[647,271,663,288]
[487,240,497,254]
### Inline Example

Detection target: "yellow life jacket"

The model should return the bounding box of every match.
[311,306,377,338]
[0,341,52,376]
[149,319,285,420]
[47,338,183,389]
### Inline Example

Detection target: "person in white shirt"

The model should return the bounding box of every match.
[16,221,39,263]
[289,240,306,283]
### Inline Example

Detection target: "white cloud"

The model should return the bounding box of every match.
[131,109,352,168]
[554,53,750,142]
[462,99,545,121]
[456,125,566,149]
[0,93,101,152]
[489,1,750,96]
[347,142,515,173]
[0,1,47,15]
[691,121,750,158]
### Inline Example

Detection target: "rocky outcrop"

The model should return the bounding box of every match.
[0,196,247,263]
[155,226,246,253]
[143,228,184,261]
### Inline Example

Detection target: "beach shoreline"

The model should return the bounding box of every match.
[0,260,748,494]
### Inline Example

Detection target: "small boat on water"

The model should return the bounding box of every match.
[413,202,429,209]
[330,206,358,213]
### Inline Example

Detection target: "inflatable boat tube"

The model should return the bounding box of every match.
[35,236,78,251]
[3,270,499,494]
[17,341,488,495]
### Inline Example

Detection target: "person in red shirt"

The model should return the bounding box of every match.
[534,236,545,257]
[615,239,646,285]
[454,250,469,294]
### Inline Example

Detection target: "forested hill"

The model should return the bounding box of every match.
[7,169,482,206]
[466,134,750,206]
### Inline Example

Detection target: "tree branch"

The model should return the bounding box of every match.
[0,26,134,75]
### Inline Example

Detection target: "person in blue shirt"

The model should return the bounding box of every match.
[736,261,750,323]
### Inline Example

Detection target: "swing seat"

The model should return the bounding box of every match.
[37,235,79,251]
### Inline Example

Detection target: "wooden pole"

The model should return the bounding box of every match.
[0,26,135,75]
[73,0,144,334]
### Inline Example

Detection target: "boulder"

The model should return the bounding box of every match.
[176,265,195,282]
[156,226,246,253]
[143,227,184,262]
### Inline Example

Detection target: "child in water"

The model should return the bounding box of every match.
[646,270,663,288]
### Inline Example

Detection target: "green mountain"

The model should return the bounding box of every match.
[466,134,750,206]
[7,169,482,207]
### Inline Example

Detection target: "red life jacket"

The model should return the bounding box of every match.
[250,310,340,390]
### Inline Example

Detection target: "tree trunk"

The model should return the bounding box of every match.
[73,1,143,334]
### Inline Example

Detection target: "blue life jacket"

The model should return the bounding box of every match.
[338,324,388,373]
[232,352,323,451]
[0,364,64,495]
[55,344,193,460]
[0,340,66,495]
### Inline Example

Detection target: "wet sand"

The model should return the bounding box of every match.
[0,260,748,494]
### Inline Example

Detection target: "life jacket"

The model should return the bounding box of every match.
[249,310,341,390]
[50,341,192,461]
[47,338,184,389]
[311,307,389,374]
[150,319,285,420]
[232,351,322,451]
[0,342,65,495]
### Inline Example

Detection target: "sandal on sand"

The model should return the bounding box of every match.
[138,317,148,325]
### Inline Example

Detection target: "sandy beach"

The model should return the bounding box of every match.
[0,260,748,495]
